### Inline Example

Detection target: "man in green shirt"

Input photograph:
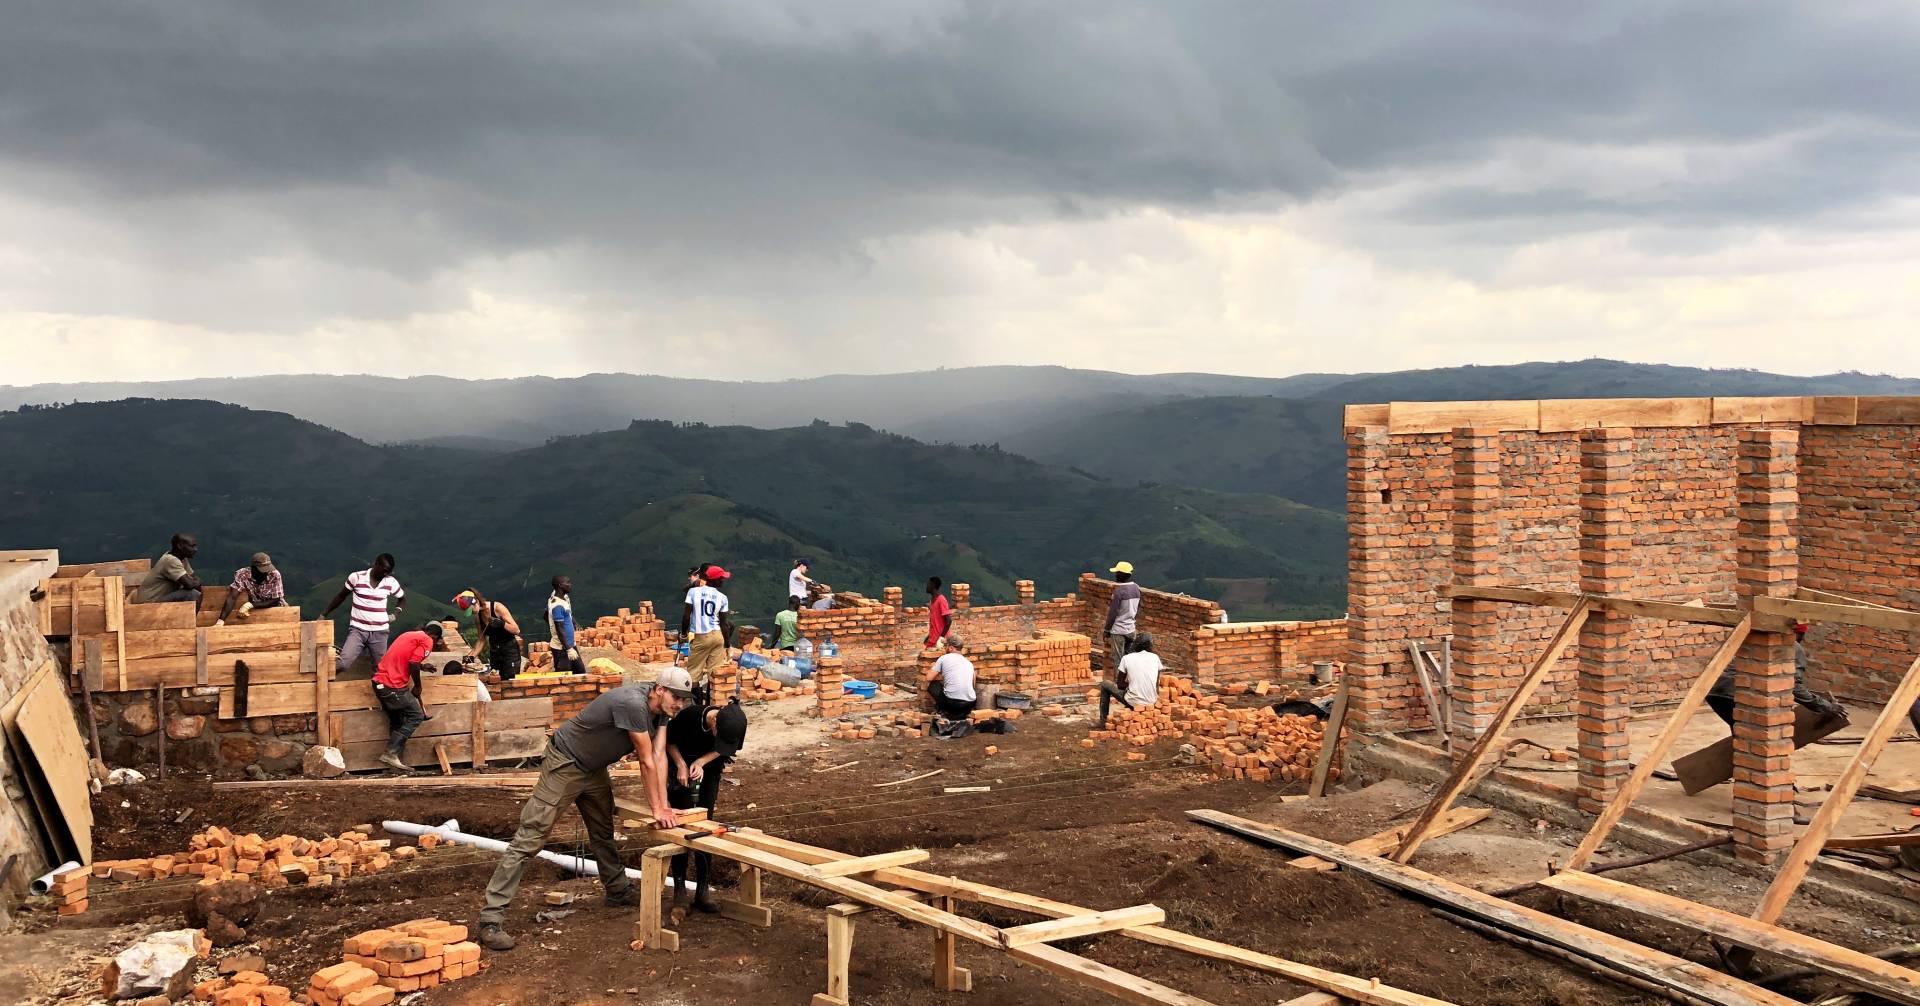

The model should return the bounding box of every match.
[772,595,802,654]
[134,533,204,606]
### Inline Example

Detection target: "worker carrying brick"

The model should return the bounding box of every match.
[1096,632,1162,729]
[1103,561,1142,678]
[925,576,952,649]
[134,532,205,607]
[1707,621,1843,728]
[322,553,405,674]
[546,575,586,675]
[214,551,286,625]
[371,621,443,773]
[925,635,977,721]
[455,588,523,680]
[476,666,697,952]
[681,565,736,703]
[666,698,749,914]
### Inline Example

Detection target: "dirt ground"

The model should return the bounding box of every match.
[13,709,1919,1005]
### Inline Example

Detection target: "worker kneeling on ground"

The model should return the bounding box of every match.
[667,699,748,914]
[476,667,696,952]
[1096,632,1161,730]
[925,634,976,721]
[372,622,443,773]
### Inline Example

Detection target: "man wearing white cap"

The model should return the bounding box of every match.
[1103,561,1142,679]
[477,666,696,952]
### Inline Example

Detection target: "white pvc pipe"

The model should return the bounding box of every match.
[382,818,685,888]
[31,861,82,896]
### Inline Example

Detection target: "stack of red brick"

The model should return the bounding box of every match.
[308,919,482,1005]
[191,970,293,1006]
[76,826,415,914]
[44,863,88,915]
[577,602,674,663]
[491,670,625,725]
[1085,676,1340,783]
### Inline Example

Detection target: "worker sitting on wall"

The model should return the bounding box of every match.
[1096,632,1162,729]
[925,634,977,721]
[476,667,695,952]
[372,621,444,773]
[134,533,204,606]
[1706,621,1843,728]
[667,698,748,915]
[215,552,286,625]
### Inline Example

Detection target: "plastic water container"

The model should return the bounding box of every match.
[673,641,689,657]
[761,662,803,687]
[796,637,815,661]
[789,657,815,678]
[820,633,840,660]
[843,679,878,698]
[737,650,771,670]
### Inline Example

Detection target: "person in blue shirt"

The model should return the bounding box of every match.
[547,575,586,675]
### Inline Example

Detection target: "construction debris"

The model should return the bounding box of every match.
[1087,675,1341,782]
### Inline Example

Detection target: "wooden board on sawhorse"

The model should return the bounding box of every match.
[811,892,972,1006]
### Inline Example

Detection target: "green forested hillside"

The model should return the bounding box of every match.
[0,401,1348,640]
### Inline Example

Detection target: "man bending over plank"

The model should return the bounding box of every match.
[476,666,695,952]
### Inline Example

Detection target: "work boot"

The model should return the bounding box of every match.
[692,885,719,914]
[377,752,411,773]
[604,885,641,909]
[476,923,515,952]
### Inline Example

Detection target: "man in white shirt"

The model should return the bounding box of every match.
[788,558,813,604]
[680,565,736,701]
[1096,633,1162,729]
[321,553,405,674]
[924,634,977,720]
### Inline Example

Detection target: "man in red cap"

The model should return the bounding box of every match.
[1707,621,1842,728]
[680,565,736,701]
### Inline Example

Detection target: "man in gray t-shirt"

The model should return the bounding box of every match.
[478,670,694,952]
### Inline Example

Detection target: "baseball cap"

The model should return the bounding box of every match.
[713,701,748,758]
[454,590,477,611]
[1109,560,1133,575]
[251,552,276,574]
[654,666,695,699]
[795,557,813,567]
[703,565,730,582]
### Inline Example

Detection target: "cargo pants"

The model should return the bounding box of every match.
[479,745,635,925]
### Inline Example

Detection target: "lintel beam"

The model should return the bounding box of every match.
[1439,584,1791,631]
[1754,595,1920,634]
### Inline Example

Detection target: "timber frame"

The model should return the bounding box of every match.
[1342,394,1920,435]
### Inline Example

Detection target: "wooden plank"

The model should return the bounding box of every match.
[155,681,166,781]
[820,905,854,1005]
[113,649,301,691]
[333,698,550,745]
[434,743,452,775]
[10,665,95,862]
[1290,807,1491,872]
[1855,396,1920,426]
[933,894,970,991]
[1407,640,1448,749]
[1754,594,1920,634]
[82,637,103,695]
[1387,400,1538,435]
[1712,396,1809,426]
[1392,601,1591,863]
[811,849,931,879]
[1187,812,1799,1006]
[54,559,150,578]
[0,664,69,866]
[1438,584,1761,628]
[1673,703,1849,796]
[709,828,1455,1006]
[1808,397,1859,426]
[1538,397,1711,433]
[121,622,306,662]
[471,700,487,769]
[1566,619,1751,870]
[1798,586,1902,611]
[315,644,333,748]
[1541,870,1920,1005]
[1754,651,1920,924]
[221,673,480,718]
[1823,831,1920,850]
[108,578,126,691]
[1309,673,1351,797]
[999,905,1166,948]
[340,729,547,772]
[635,845,681,952]
[1277,995,1342,1006]
[1004,942,1215,1006]
[1343,403,1390,428]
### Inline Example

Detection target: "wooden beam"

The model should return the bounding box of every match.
[1754,595,1920,634]
[932,894,971,992]
[998,905,1166,948]
[1541,869,1920,1005]
[1186,812,1800,1006]
[1290,807,1491,872]
[1712,396,1809,426]
[194,628,209,686]
[810,849,931,878]
[1797,587,1902,611]
[1823,831,1920,850]
[1754,651,1920,924]
[812,904,856,1006]
[634,845,682,952]
[1387,400,1538,435]
[1277,995,1343,1006]
[1856,396,1920,425]
[1437,584,1760,628]
[314,645,333,748]
[1808,396,1859,426]
[470,700,486,769]
[434,743,452,775]
[1309,673,1351,797]
[1539,397,1710,433]
[1565,618,1751,871]
[1003,942,1217,1006]
[1407,640,1448,751]
[1392,600,1591,863]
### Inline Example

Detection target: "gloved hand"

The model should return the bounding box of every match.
[213,618,225,627]
[567,647,579,662]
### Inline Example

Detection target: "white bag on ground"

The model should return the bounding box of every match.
[102,929,200,999]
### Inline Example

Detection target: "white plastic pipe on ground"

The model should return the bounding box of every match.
[31,861,82,896]
[382,819,685,889]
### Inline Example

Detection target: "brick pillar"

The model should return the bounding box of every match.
[1577,428,1635,812]
[883,586,903,608]
[1449,428,1502,754]
[1016,580,1035,605]
[1345,425,1400,733]
[953,583,971,609]
[1732,428,1799,864]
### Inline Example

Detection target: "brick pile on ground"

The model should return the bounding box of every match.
[1086,676,1342,783]
[821,701,1059,740]
[191,969,295,1006]
[577,602,675,663]
[307,919,482,1005]
[45,862,88,915]
[77,826,419,915]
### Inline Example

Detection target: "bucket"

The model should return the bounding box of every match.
[843,680,878,698]
[993,691,1033,711]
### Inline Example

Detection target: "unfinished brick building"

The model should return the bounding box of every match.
[1342,395,1920,867]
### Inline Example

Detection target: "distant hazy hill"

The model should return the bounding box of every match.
[0,400,1348,632]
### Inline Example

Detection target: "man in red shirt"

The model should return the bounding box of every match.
[924,576,951,649]
[373,622,443,772]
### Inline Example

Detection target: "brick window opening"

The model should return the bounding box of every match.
[1380,488,1392,504]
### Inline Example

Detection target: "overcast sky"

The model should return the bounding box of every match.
[5,1,1920,384]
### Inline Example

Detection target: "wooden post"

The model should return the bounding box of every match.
[1565,619,1751,870]
[108,575,126,690]
[314,645,334,748]
[194,627,210,686]
[933,895,973,992]
[77,641,105,772]
[1753,651,1920,924]
[814,904,858,1006]
[155,682,167,780]
[1308,673,1351,798]
[434,743,452,775]
[634,845,683,952]
[470,700,487,769]
[1392,600,1592,863]
[718,863,773,927]
[233,659,251,719]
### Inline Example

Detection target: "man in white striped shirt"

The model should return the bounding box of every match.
[322,553,407,673]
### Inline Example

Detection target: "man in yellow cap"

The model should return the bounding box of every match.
[1103,561,1142,679]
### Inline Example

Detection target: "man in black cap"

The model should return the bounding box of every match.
[666,698,748,914]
